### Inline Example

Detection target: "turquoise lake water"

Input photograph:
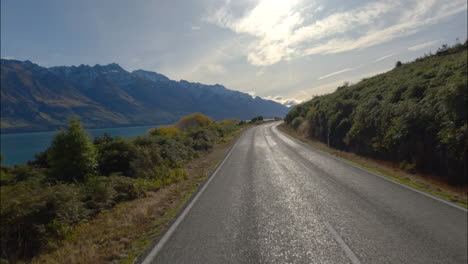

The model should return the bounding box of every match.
[0,125,159,166]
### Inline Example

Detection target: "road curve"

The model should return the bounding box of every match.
[142,122,467,264]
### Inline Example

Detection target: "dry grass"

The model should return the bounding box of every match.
[31,132,243,264]
[278,123,467,208]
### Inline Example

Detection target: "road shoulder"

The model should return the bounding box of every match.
[277,123,467,208]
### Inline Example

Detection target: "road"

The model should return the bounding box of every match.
[142,122,467,264]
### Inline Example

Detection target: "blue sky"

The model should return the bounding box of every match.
[1,0,467,105]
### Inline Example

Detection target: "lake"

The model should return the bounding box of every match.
[0,125,159,166]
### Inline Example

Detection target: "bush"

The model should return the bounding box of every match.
[0,164,46,186]
[0,167,14,186]
[96,137,138,176]
[0,180,86,261]
[174,113,213,130]
[186,127,217,151]
[149,126,181,137]
[82,175,144,213]
[250,115,264,123]
[291,116,304,129]
[29,150,50,168]
[129,146,163,179]
[81,175,115,213]
[0,174,144,261]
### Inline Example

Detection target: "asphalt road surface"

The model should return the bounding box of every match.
[142,122,467,264]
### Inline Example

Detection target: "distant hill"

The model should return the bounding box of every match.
[1,60,288,133]
[285,42,467,185]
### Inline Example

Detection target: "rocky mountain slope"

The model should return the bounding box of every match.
[1,59,288,132]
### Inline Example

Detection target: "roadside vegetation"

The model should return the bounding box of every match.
[0,113,251,263]
[285,42,467,189]
[278,124,467,207]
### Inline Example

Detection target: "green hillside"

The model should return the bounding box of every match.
[285,42,467,185]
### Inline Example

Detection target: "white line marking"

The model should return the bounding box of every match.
[324,222,362,264]
[141,130,245,264]
[275,123,468,212]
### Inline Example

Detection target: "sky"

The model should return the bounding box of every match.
[1,0,467,105]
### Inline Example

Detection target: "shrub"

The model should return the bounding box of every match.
[157,136,195,165]
[0,174,144,261]
[250,115,264,123]
[10,164,44,183]
[149,126,181,137]
[129,146,163,179]
[106,175,144,202]
[82,175,144,213]
[291,116,304,129]
[0,167,15,186]
[82,175,117,213]
[96,137,138,176]
[0,181,86,261]
[174,113,213,130]
[186,128,217,151]
[29,150,49,168]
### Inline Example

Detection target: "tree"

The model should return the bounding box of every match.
[93,132,113,145]
[47,119,97,182]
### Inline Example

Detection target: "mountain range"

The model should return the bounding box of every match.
[0,59,288,133]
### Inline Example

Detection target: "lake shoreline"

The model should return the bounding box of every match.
[1,124,165,166]
[0,123,169,135]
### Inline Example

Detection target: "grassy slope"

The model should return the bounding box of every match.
[285,43,467,185]
[30,128,245,264]
[278,124,467,208]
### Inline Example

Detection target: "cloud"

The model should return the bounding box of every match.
[208,0,304,66]
[375,53,396,62]
[1,56,16,60]
[264,95,303,107]
[408,40,440,51]
[207,0,467,66]
[203,64,226,74]
[290,1,397,45]
[256,70,265,76]
[305,1,466,55]
[318,68,354,80]
[191,25,201,31]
